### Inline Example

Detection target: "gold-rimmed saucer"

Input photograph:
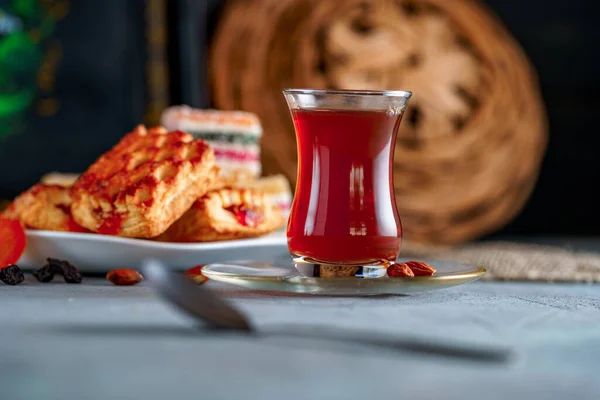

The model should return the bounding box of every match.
[202,258,485,296]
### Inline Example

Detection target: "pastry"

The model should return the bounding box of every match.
[156,188,284,242]
[235,174,292,220]
[161,106,262,184]
[71,125,217,238]
[3,184,88,232]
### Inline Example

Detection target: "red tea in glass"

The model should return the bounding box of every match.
[283,89,412,277]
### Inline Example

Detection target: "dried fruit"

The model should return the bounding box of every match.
[404,261,436,276]
[0,218,27,268]
[33,264,55,282]
[0,264,25,285]
[184,265,208,284]
[387,262,415,278]
[106,268,144,286]
[47,258,82,283]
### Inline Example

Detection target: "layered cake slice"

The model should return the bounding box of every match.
[161,106,262,184]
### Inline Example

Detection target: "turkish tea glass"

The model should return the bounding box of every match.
[283,89,412,278]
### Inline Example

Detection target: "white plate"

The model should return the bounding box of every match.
[19,230,289,273]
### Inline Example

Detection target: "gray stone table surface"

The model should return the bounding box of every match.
[2,274,600,400]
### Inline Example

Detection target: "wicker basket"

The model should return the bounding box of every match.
[210,0,548,244]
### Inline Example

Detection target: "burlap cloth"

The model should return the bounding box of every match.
[402,241,600,283]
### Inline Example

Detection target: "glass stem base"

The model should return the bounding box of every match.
[291,255,390,278]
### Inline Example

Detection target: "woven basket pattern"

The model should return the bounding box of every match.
[210,0,548,244]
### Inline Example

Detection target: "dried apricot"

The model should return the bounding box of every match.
[184,265,208,284]
[106,268,143,286]
[404,261,436,276]
[387,263,415,278]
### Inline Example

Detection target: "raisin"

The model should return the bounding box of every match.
[47,258,82,283]
[33,264,55,282]
[0,264,25,285]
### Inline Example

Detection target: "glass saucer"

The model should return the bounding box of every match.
[202,258,486,296]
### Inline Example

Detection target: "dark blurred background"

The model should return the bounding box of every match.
[0,0,598,237]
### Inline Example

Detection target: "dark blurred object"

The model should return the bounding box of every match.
[0,0,163,200]
[481,0,600,238]
[0,0,55,138]
[168,0,209,109]
[209,0,547,245]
